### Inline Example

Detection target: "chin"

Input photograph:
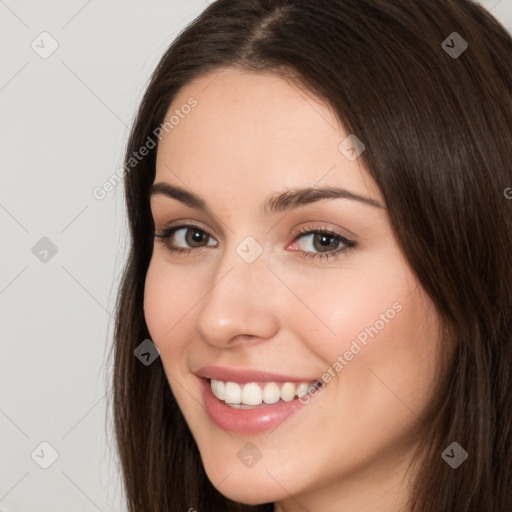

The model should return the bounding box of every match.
[198,450,291,505]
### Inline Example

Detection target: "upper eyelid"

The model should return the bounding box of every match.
[155,222,216,239]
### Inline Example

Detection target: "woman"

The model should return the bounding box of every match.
[109,0,512,510]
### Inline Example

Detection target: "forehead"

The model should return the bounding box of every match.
[154,68,380,203]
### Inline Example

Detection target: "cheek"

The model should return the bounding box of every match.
[313,279,440,447]
[276,255,413,363]
[280,255,440,420]
[143,258,195,357]
[143,260,168,342]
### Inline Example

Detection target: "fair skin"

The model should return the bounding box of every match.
[144,67,442,512]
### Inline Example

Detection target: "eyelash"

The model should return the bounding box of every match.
[154,223,357,261]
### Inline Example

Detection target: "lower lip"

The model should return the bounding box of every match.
[199,377,310,434]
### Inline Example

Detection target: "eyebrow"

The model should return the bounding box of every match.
[149,182,384,215]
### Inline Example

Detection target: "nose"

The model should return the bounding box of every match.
[195,241,280,349]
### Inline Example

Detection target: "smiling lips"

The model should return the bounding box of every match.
[195,366,321,433]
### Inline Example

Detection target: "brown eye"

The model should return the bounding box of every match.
[184,227,210,247]
[290,227,357,261]
[154,224,218,254]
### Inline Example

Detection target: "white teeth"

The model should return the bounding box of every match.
[210,379,225,400]
[209,379,314,406]
[280,382,296,402]
[296,383,309,398]
[242,382,263,405]
[262,382,280,404]
[224,382,242,404]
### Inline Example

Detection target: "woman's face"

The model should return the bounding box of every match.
[144,68,442,510]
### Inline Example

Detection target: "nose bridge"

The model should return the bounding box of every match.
[195,236,279,347]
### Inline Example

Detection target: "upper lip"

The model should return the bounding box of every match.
[194,366,318,384]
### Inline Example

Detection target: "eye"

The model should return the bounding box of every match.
[290,226,356,261]
[154,223,357,261]
[154,224,217,254]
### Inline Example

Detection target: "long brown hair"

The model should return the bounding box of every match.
[107,1,512,510]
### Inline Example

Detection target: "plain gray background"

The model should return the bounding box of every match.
[1,1,511,511]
